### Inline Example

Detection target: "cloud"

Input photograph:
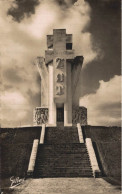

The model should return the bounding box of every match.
[7,0,40,22]
[18,1,61,39]
[79,75,121,126]
[18,0,100,65]
[1,90,30,127]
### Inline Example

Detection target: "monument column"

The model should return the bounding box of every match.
[64,62,72,126]
[48,63,56,126]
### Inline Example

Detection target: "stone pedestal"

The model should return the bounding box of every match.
[33,107,48,126]
[72,105,87,125]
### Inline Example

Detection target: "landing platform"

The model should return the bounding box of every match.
[8,178,120,194]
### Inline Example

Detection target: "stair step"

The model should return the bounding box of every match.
[38,150,87,154]
[35,162,92,166]
[35,172,93,176]
[36,161,91,165]
[38,148,86,151]
[36,160,91,164]
[37,156,89,160]
[35,175,93,178]
[35,168,93,172]
[36,163,91,167]
[39,143,86,147]
[36,167,92,171]
[37,153,89,157]
[36,157,90,160]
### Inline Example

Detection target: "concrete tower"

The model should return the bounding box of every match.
[33,29,87,126]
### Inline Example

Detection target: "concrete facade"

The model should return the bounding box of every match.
[34,29,87,126]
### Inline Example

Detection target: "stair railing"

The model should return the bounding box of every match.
[27,139,39,177]
[86,138,101,178]
[77,123,84,143]
[40,124,46,144]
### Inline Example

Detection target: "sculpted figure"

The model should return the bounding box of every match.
[57,73,64,82]
[56,58,64,69]
[56,86,64,95]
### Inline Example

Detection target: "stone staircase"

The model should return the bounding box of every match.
[34,127,93,178]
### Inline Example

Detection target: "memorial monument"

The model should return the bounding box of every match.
[33,29,87,126]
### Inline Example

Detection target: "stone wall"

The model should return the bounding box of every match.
[33,108,48,125]
[72,105,87,125]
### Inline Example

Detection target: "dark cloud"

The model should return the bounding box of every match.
[97,103,121,118]
[3,69,22,83]
[3,85,13,90]
[98,102,121,110]
[55,0,77,8]
[27,89,41,106]
[7,0,77,22]
[3,65,25,83]
[73,0,121,101]
[86,0,121,79]
[7,0,40,22]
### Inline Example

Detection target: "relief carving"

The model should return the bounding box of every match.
[72,105,87,125]
[56,58,64,69]
[57,73,64,82]
[35,108,48,125]
[36,57,44,69]
[56,86,64,95]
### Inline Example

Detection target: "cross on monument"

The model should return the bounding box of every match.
[45,29,74,103]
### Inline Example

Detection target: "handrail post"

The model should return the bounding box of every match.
[40,124,46,144]
[77,123,84,143]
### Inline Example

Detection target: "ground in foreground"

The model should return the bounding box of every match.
[5,178,121,194]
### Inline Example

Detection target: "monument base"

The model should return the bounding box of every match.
[33,106,87,126]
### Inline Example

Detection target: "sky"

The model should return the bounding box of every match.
[0,0,121,127]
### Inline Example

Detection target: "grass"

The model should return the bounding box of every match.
[0,126,41,190]
[83,125,121,184]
